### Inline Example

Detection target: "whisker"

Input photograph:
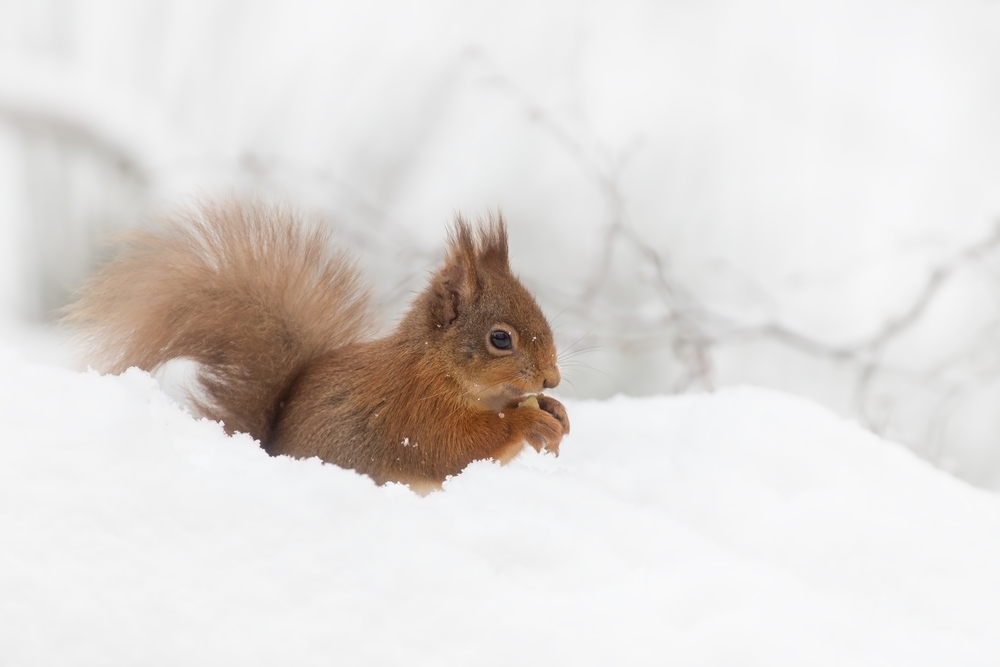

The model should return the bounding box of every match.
[557,327,599,356]
[558,347,603,362]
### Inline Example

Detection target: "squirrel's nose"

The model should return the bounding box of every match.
[541,367,561,390]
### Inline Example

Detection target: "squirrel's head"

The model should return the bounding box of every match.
[416,213,561,411]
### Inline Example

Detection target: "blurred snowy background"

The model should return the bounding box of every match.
[3,0,1000,489]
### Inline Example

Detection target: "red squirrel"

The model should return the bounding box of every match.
[65,198,569,491]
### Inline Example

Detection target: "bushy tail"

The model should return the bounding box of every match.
[63,197,373,442]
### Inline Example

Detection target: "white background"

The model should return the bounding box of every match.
[3,0,1000,488]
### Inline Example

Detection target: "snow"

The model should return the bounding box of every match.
[2,5,1000,662]
[3,345,999,665]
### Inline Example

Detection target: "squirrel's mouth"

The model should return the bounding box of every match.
[476,382,535,411]
[502,384,528,397]
[501,382,543,400]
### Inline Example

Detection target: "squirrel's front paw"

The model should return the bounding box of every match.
[536,394,570,436]
[518,406,566,456]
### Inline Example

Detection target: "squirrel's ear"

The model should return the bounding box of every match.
[477,212,510,271]
[432,217,479,328]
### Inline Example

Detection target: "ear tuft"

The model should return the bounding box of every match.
[448,214,477,265]
[477,211,510,270]
[431,216,477,327]
[430,212,512,328]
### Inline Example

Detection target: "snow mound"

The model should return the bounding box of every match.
[2,347,999,665]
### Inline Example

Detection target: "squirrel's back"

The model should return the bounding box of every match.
[64,198,374,442]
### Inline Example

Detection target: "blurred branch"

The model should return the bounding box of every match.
[748,225,1000,358]
[473,50,1000,446]
[471,50,716,391]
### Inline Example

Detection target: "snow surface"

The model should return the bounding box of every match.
[3,346,1000,665]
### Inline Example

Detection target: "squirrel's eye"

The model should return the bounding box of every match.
[490,330,512,350]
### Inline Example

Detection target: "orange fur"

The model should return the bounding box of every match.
[64,198,569,489]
